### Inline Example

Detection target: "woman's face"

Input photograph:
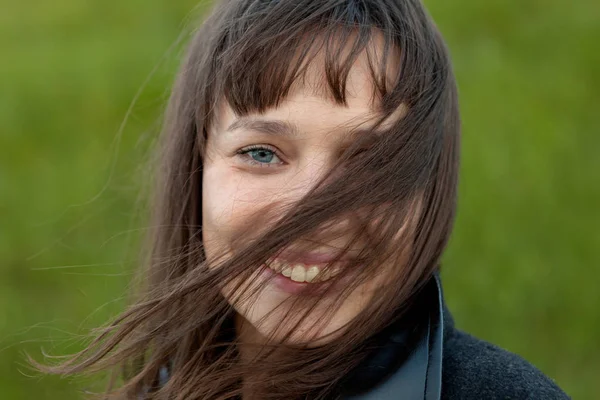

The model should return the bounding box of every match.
[202,44,402,345]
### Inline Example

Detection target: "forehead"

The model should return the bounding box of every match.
[213,32,404,134]
[289,31,400,108]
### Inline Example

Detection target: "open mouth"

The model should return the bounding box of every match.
[266,258,343,284]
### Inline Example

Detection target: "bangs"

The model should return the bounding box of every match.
[210,1,415,120]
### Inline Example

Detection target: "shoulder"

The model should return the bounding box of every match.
[441,329,570,400]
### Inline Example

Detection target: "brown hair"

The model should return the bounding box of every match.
[38,0,460,398]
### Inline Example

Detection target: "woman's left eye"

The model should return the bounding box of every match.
[236,145,284,167]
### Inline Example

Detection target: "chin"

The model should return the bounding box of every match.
[232,294,353,347]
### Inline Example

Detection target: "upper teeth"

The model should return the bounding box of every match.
[267,258,340,283]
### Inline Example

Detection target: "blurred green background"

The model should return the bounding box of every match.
[1,0,598,398]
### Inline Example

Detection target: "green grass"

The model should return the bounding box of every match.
[1,0,598,398]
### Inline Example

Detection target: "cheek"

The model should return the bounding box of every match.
[202,162,279,259]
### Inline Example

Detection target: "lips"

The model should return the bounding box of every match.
[275,249,349,265]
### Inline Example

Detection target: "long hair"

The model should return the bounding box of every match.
[38,0,460,398]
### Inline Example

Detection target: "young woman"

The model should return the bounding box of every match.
[44,0,570,399]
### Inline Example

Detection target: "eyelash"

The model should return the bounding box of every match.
[235,144,284,167]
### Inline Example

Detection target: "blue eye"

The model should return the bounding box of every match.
[237,145,283,167]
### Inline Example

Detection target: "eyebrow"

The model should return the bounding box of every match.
[225,118,300,138]
[225,117,388,143]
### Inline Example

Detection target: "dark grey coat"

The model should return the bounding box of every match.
[341,274,570,400]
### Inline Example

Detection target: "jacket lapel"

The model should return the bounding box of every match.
[343,275,444,400]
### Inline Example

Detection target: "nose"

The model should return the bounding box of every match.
[282,151,337,202]
[276,151,362,248]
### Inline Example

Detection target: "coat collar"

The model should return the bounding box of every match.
[341,273,447,400]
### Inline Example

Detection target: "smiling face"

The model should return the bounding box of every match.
[201,39,405,346]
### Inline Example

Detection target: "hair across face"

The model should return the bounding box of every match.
[40,1,460,399]
[202,32,415,346]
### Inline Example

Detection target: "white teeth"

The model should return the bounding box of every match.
[271,259,283,272]
[281,264,293,277]
[305,266,319,283]
[267,258,341,283]
[290,264,306,282]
